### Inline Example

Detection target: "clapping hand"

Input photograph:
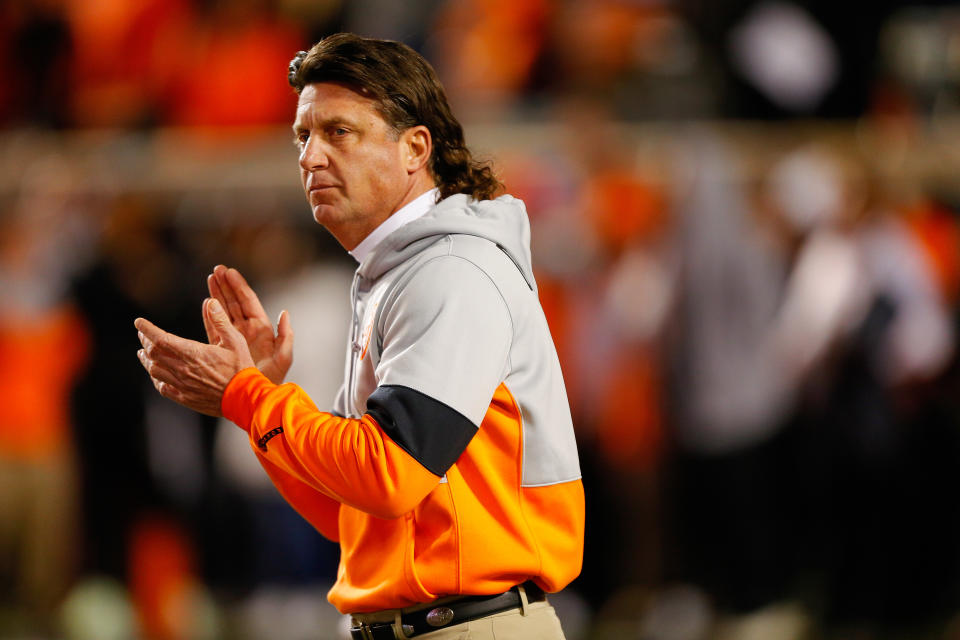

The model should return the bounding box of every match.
[135,298,256,416]
[207,265,294,385]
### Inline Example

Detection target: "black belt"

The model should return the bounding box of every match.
[349,581,546,639]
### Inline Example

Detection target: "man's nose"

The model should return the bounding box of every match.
[299,137,329,171]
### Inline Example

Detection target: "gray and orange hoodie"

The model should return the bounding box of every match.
[222,193,584,614]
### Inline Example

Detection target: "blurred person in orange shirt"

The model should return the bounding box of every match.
[427,0,550,116]
[65,0,193,127]
[0,177,91,635]
[164,0,306,127]
[65,0,306,128]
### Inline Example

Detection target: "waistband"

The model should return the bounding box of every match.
[350,581,547,639]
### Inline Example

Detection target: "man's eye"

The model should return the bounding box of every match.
[332,127,348,137]
[296,132,309,145]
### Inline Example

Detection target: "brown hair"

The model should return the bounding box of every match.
[288,33,502,201]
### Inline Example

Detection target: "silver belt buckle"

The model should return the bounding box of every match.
[425,606,456,627]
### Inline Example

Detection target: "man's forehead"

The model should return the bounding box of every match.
[294,82,379,121]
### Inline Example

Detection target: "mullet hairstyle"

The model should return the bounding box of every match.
[288,33,502,201]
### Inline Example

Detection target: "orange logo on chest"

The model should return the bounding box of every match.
[359,301,379,360]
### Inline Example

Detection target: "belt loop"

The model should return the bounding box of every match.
[357,625,373,640]
[517,584,530,617]
[392,611,409,639]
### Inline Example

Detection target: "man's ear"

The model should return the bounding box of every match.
[402,125,432,174]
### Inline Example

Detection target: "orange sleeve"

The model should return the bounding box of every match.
[222,367,441,520]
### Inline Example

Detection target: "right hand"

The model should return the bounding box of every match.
[206,265,293,384]
[136,298,256,417]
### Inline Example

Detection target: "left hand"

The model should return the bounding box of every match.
[207,265,293,385]
[135,298,256,416]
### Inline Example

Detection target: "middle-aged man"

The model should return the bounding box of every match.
[135,33,584,639]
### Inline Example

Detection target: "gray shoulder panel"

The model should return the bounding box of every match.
[445,235,581,487]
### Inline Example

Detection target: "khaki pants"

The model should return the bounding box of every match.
[351,588,567,640]
[0,454,77,621]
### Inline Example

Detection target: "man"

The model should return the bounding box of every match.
[135,33,583,639]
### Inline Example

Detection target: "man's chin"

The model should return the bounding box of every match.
[311,203,341,226]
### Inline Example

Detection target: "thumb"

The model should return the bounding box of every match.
[202,297,218,345]
[205,298,243,349]
[276,309,294,365]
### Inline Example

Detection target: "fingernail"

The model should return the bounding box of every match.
[210,299,222,312]
[138,331,144,341]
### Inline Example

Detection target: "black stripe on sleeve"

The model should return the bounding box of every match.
[364,385,479,477]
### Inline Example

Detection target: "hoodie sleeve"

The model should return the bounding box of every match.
[222,368,443,520]
[220,254,513,520]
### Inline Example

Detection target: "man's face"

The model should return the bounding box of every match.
[293,82,411,248]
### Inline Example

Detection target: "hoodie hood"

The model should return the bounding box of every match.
[357,194,535,290]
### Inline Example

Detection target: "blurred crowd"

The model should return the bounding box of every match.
[2,1,960,639]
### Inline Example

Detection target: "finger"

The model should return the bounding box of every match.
[226,268,269,322]
[276,309,294,366]
[151,375,184,403]
[137,331,166,361]
[138,334,186,369]
[135,318,200,359]
[139,346,195,383]
[208,270,236,324]
[277,309,293,340]
[202,296,218,344]
[213,267,246,322]
[207,272,219,301]
[148,373,219,416]
[134,316,164,341]
[138,349,185,389]
[139,347,179,394]
[135,317,176,349]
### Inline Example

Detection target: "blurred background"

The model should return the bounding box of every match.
[2,0,960,639]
